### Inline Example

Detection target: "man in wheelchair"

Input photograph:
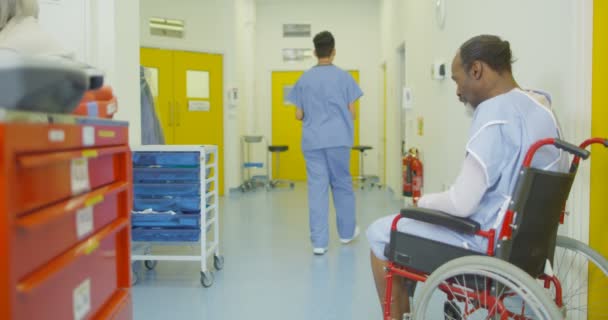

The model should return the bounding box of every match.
[366,35,571,319]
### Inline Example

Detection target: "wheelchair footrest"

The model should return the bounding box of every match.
[386,231,483,274]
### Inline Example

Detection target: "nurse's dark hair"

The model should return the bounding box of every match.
[459,35,514,74]
[313,31,335,58]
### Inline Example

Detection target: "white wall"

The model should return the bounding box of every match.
[234,0,257,181]
[139,0,242,193]
[380,0,593,241]
[254,0,382,175]
[38,0,87,61]
[38,0,141,146]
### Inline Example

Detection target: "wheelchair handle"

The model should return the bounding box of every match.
[555,139,591,159]
[524,138,590,167]
[571,137,608,171]
[580,137,608,149]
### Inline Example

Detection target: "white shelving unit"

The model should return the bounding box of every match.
[130,145,222,287]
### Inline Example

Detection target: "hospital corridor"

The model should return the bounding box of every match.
[0,0,606,320]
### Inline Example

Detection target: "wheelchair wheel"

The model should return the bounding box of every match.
[551,235,608,319]
[414,256,562,320]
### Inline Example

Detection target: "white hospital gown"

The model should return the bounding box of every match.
[367,88,567,260]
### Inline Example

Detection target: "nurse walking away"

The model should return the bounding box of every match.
[287,31,363,255]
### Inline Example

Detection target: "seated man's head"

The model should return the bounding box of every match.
[451,35,516,109]
[313,31,336,62]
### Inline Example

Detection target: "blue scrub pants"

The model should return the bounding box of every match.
[304,147,356,248]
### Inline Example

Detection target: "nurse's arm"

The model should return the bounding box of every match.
[348,103,356,120]
[296,108,304,121]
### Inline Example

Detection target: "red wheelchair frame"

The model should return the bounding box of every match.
[383,137,608,320]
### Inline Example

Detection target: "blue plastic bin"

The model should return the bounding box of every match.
[132,151,201,167]
[133,167,200,183]
[134,183,200,197]
[131,213,201,228]
[133,196,201,213]
[132,228,201,242]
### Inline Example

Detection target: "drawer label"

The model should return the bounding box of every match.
[76,206,94,239]
[73,278,91,320]
[48,129,65,143]
[81,150,99,158]
[82,126,95,146]
[98,130,116,138]
[84,195,104,207]
[71,158,91,195]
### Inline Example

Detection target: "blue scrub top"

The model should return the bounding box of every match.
[287,65,363,151]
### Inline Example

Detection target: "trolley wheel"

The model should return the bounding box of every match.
[201,271,214,288]
[214,255,225,270]
[144,260,157,270]
[131,270,138,286]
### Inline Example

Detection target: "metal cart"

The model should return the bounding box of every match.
[130,145,222,287]
[239,135,268,192]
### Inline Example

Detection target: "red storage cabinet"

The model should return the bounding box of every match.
[0,115,133,320]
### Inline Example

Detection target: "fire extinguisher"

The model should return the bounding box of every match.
[402,147,423,204]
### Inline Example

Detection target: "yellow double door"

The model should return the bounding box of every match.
[271,71,360,181]
[140,48,224,194]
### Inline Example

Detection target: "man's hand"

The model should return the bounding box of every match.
[296,108,304,121]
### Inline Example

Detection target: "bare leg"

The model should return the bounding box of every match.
[371,251,410,320]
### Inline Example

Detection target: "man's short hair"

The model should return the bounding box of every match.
[313,31,335,58]
[460,35,514,74]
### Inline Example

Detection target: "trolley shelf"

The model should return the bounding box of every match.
[130,145,222,288]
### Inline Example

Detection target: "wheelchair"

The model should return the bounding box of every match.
[384,137,608,320]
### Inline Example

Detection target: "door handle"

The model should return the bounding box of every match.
[169,101,175,126]
[176,102,181,126]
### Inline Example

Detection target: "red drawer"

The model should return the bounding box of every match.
[13,146,129,215]
[91,126,128,147]
[14,220,128,320]
[4,124,128,154]
[13,183,128,280]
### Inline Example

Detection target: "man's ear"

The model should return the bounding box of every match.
[470,61,483,80]
[314,50,318,58]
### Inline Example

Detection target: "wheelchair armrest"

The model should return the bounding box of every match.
[400,208,481,234]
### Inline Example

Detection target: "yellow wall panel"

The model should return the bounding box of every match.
[589,0,608,313]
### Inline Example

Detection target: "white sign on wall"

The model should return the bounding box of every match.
[189,100,210,112]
